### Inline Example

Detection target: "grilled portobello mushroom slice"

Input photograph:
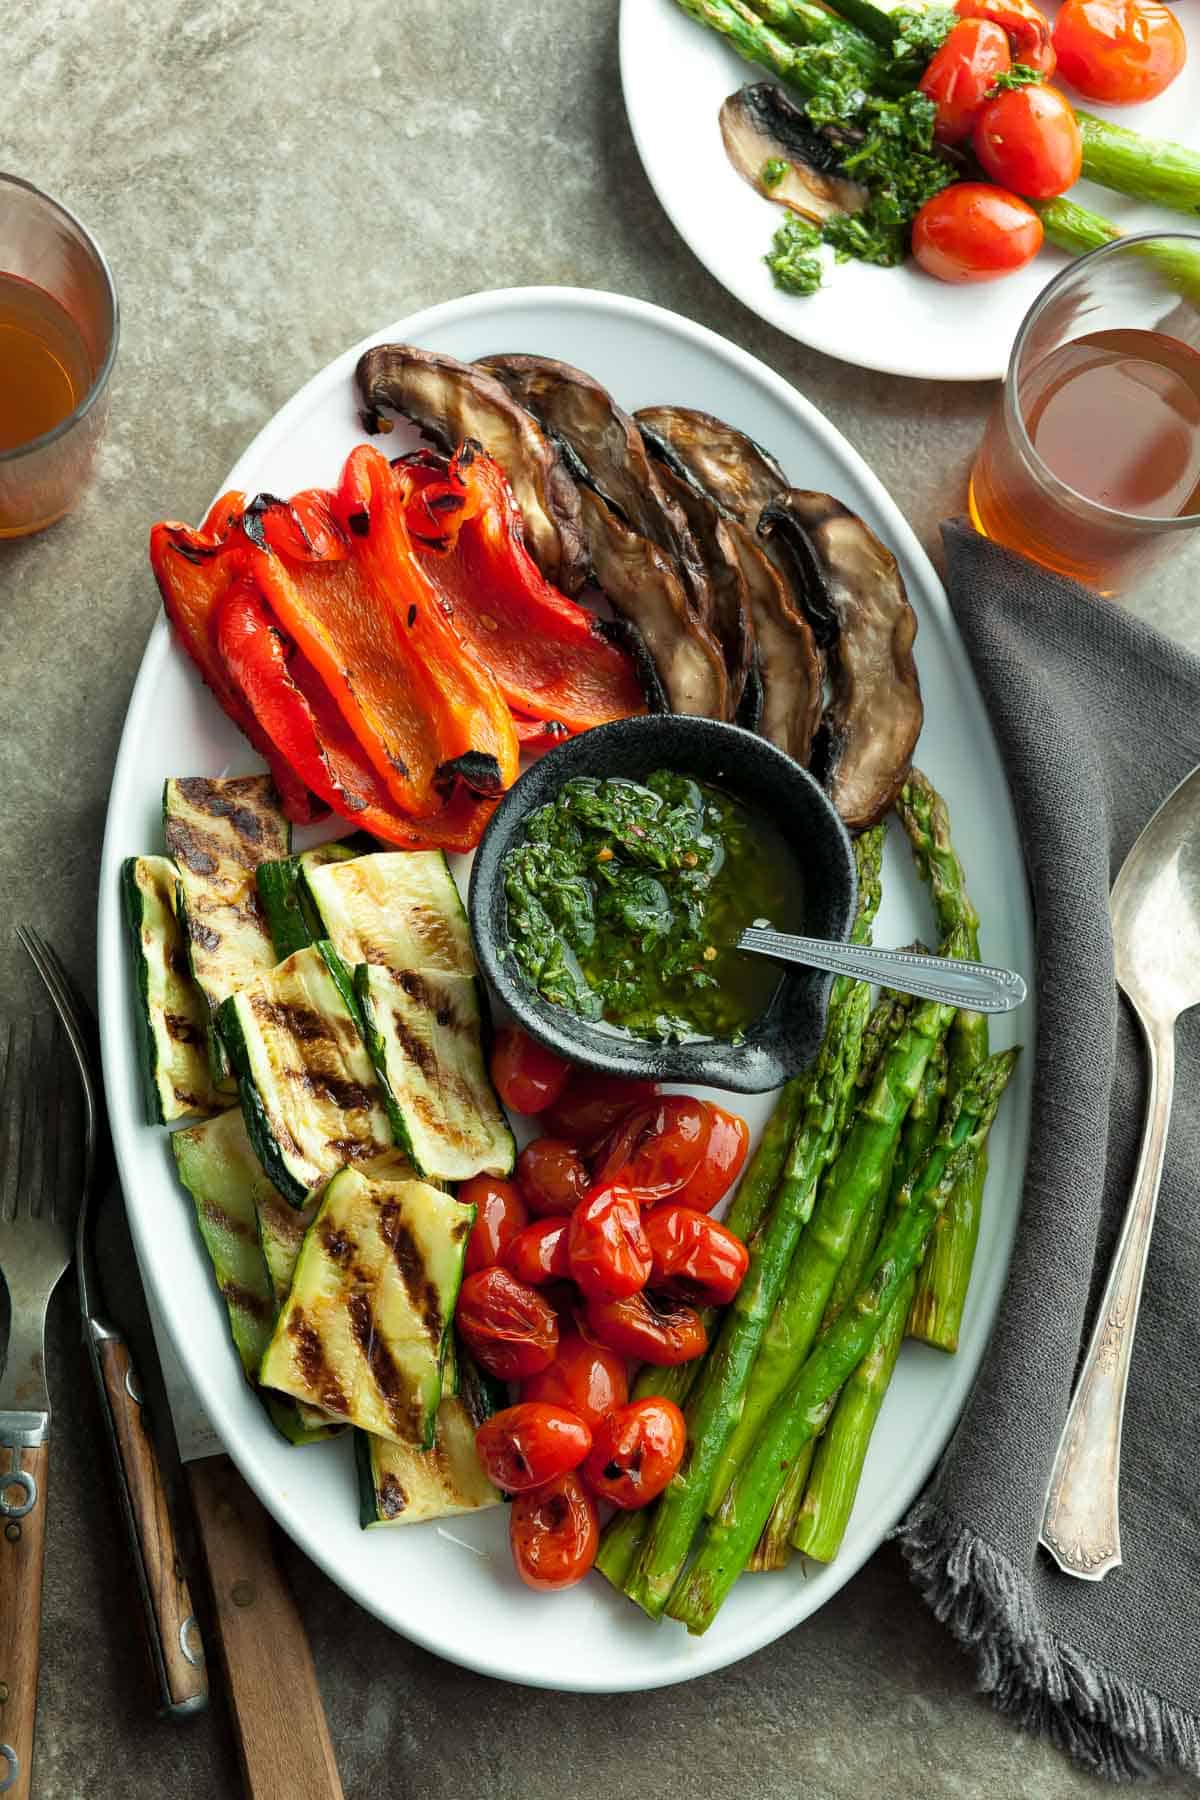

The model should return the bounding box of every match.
[644,459,756,719]
[355,345,588,595]
[479,353,715,626]
[635,405,788,529]
[759,491,923,830]
[720,84,869,225]
[577,487,729,719]
[638,415,822,764]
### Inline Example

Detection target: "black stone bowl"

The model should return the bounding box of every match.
[468,716,857,1095]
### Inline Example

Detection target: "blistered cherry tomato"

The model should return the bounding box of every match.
[591,1096,711,1202]
[474,1402,591,1493]
[954,0,1056,74]
[517,1137,590,1217]
[503,1217,572,1285]
[581,1398,686,1509]
[521,1328,628,1428]
[1053,0,1185,104]
[912,182,1044,283]
[455,1267,559,1381]
[672,1106,751,1214]
[585,1290,709,1366]
[567,1184,651,1302]
[461,1175,528,1275]
[489,1027,573,1115]
[920,18,1012,145]
[510,1471,599,1591]
[542,1074,660,1148]
[973,84,1082,199]
[643,1204,750,1307]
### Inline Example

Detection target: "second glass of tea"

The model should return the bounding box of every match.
[969,231,1200,595]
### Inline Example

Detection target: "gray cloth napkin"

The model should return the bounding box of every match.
[896,521,1200,1784]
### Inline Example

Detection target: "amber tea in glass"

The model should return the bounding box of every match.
[969,233,1200,595]
[0,174,118,538]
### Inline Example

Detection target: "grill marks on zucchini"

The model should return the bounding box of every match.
[260,1168,474,1446]
[356,1392,502,1527]
[356,964,516,1181]
[164,776,291,1082]
[218,943,392,1205]
[170,1108,338,1445]
[121,855,227,1123]
[302,851,474,975]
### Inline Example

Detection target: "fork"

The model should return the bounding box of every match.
[0,1010,84,1800]
[16,925,207,1719]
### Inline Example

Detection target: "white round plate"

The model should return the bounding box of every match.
[98,286,1033,1690]
[620,0,1200,380]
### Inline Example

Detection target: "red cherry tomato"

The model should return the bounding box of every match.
[461,1175,528,1275]
[672,1106,751,1214]
[503,1217,572,1285]
[585,1290,709,1366]
[541,1074,660,1148]
[1053,0,1185,104]
[973,84,1082,200]
[509,1470,599,1591]
[516,1137,590,1217]
[919,19,1012,145]
[521,1328,628,1428]
[642,1203,750,1307]
[911,182,1044,283]
[489,1027,573,1115]
[567,1184,651,1302]
[474,1402,591,1493]
[455,1267,559,1381]
[591,1095,712,1202]
[581,1398,686,1509]
[954,0,1056,74]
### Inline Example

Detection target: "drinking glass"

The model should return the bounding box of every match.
[969,232,1200,596]
[0,174,118,538]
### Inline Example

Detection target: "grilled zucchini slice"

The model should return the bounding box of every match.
[258,1167,474,1447]
[355,1346,503,1526]
[256,837,372,960]
[121,855,225,1124]
[164,776,290,1083]
[171,1108,338,1445]
[355,964,515,1181]
[301,851,474,974]
[217,942,392,1207]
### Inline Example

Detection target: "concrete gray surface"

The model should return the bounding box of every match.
[3,2,1200,1796]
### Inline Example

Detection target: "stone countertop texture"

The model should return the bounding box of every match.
[3,2,1199,1797]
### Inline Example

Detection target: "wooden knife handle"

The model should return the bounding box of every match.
[186,1455,344,1800]
[0,1438,49,1800]
[95,1335,208,1714]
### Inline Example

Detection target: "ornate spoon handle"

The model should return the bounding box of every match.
[1040,1005,1175,1580]
[736,928,1027,1014]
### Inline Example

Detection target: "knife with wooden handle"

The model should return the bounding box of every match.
[188,1456,345,1800]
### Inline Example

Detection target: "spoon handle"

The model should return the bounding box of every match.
[1040,1006,1175,1580]
[735,929,1027,1015]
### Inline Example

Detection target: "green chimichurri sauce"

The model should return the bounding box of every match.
[502,770,801,1045]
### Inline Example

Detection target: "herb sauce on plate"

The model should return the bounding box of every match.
[502,771,800,1044]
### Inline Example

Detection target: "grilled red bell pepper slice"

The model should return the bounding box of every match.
[246,445,518,820]
[215,580,496,850]
[148,493,324,824]
[397,446,646,732]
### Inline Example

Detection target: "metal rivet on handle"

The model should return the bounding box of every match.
[231,1580,255,1608]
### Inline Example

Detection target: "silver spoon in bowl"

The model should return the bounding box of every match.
[736,927,1028,1015]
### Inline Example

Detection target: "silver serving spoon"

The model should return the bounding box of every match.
[1041,763,1200,1581]
[736,927,1027,1015]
